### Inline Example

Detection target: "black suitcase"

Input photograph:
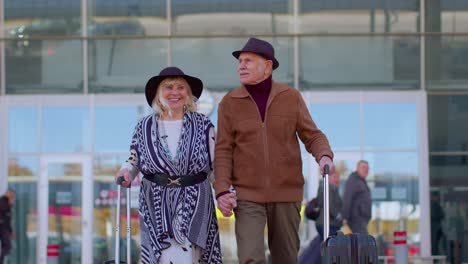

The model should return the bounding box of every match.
[320,165,378,264]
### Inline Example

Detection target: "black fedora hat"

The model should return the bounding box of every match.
[232,37,279,70]
[145,67,203,107]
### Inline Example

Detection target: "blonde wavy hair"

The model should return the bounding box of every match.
[151,77,197,117]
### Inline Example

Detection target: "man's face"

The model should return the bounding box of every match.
[356,163,369,178]
[330,172,340,186]
[237,52,272,85]
[5,191,15,205]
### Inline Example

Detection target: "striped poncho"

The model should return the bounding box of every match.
[129,111,222,264]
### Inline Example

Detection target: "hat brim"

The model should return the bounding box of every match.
[145,74,203,107]
[232,50,279,70]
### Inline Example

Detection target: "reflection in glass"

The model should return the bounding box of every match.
[429,95,468,151]
[172,0,293,35]
[430,155,468,187]
[426,36,468,89]
[93,154,141,263]
[7,181,39,264]
[94,154,128,178]
[9,107,38,153]
[47,162,82,263]
[430,155,468,259]
[427,1,468,33]
[364,103,417,150]
[42,107,90,153]
[8,156,38,177]
[300,0,420,33]
[88,39,167,93]
[172,37,294,91]
[309,103,360,150]
[299,36,420,90]
[4,15,82,37]
[363,152,420,255]
[88,1,166,36]
[94,106,142,152]
[5,40,83,94]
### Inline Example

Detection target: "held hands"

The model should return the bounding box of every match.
[319,156,335,175]
[217,192,237,217]
[115,168,131,187]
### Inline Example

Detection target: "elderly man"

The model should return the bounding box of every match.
[214,37,335,264]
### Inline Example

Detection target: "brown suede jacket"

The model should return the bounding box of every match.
[214,81,334,203]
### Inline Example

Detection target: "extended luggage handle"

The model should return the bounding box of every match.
[322,164,330,241]
[115,176,132,264]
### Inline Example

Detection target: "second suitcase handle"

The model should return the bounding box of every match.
[323,164,330,241]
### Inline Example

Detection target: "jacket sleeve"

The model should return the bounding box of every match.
[214,100,234,197]
[120,120,142,180]
[294,90,334,163]
[342,177,354,221]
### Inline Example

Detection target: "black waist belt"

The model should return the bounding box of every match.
[143,171,207,187]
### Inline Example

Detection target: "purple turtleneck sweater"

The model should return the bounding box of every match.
[245,75,272,122]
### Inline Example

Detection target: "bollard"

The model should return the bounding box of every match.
[394,231,408,264]
[47,244,59,264]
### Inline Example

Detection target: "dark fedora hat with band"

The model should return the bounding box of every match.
[232,37,279,70]
[145,66,203,107]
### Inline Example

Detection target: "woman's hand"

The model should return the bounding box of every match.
[115,168,131,187]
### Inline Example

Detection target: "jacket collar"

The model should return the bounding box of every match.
[229,80,289,99]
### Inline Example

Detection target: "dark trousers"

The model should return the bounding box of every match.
[316,224,341,241]
[234,201,301,264]
[0,231,12,264]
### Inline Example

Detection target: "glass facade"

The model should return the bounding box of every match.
[1,0,467,263]
[428,94,468,260]
[299,36,420,90]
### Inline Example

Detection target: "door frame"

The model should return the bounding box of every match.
[38,154,93,264]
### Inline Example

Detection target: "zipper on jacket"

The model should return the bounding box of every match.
[247,93,270,190]
[261,122,269,189]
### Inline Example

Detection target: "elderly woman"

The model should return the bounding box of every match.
[116,67,222,264]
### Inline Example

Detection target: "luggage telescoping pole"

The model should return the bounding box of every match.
[115,177,123,264]
[323,164,330,241]
[114,176,131,264]
[126,184,131,264]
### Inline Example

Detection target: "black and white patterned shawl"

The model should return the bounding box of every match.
[131,111,222,264]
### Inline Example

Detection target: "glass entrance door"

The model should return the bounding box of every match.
[37,155,92,264]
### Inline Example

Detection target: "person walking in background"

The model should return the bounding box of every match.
[316,170,343,240]
[430,191,446,255]
[0,189,16,264]
[299,171,342,264]
[115,67,222,263]
[214,37,335,264]
[342,160,372,234]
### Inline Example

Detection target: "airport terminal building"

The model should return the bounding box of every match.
[0,0,467,263]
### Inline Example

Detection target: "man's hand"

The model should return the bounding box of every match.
[115,168,131,187]
[217,192,237,217]
[319,156,335,175]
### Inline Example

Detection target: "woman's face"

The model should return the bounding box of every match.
[160,78,189,112]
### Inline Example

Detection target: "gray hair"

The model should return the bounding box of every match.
[356,160,369,167]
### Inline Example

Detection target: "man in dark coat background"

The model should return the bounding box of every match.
[342,160,372,234]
